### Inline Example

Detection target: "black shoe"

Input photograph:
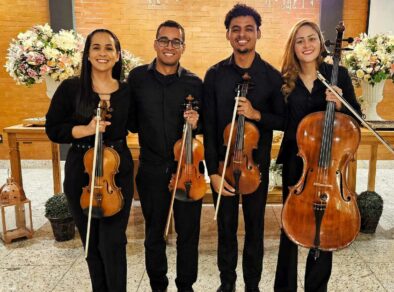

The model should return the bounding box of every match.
[217,283,236,292]
[152,290,167,292]
[245,288,260,292]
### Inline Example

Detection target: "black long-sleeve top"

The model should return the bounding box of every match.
[128,59,203,165]
[45,78,133,144]
[277,62,362,163]
[203,53,285,176]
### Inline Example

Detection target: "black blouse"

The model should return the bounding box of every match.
[46,78,133,145]
[277,62,361,163]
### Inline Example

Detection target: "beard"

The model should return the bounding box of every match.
[236,47,251,54]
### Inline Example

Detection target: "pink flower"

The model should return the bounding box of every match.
[40,65,50,75]
[27,68,37,77]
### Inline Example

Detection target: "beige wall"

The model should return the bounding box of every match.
[1,0,391,159]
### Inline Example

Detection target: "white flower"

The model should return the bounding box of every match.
[343,33,394,86]
[5,23,84,86]
[120,49,142,81]
[356,69,364,78]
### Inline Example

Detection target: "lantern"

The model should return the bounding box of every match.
[0,177,33,243]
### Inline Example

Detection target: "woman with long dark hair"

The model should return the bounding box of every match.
[46,29,134,292]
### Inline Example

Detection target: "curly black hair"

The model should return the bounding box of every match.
[224,3,262,30]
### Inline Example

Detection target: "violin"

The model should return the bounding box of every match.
[281,22,360,255]
[214,73,261,219]
[219,73,261,195]
[165,95,206,238]
[80,100,124,219]
[169,95,206,202]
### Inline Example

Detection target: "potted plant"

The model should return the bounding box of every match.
[45,193,75,241]
[357,190,384,234]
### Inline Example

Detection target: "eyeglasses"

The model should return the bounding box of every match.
[156,38,184,49]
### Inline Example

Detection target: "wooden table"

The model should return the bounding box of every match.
[348,128,394,192]
[4,125,62,194]
[4,126,390,202]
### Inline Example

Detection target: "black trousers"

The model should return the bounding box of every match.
[136,162,202,291]
[64,147,134,292]
[274,151,332,292]
[212,167,269,289]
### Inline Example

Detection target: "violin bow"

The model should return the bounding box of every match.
[164,123,188,239]
[317,71,394,155]
[84,103,101,258]
[213,87,241,220]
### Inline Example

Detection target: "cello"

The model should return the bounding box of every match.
[165,95,206,238]
[214,73,261,219]
[281,22,361,254]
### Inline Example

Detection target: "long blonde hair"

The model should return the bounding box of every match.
[281,20,326,100]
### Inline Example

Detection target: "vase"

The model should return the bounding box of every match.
[360,80,386,121]
[44,75,61,99]
[48,217,75,241]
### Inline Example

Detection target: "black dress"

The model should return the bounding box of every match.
[45,78,134,292]
[274,63,362,292]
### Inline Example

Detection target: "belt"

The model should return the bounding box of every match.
[71,139,126,153]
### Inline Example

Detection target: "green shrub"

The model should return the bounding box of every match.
[357,190,383,218]
[45,193,72,219]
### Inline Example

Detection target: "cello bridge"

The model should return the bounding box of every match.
[313,182,332,188]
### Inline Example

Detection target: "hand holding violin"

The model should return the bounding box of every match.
[72,117,111,139]
[183,109,199,129]
[237,96,261,121]
[210,174,235,196]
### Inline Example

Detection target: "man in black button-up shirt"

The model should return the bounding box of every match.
[203,4,285,292]
[128,20,203,292]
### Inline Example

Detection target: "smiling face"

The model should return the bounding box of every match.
[294,24,321,66]
[154,26,185,71]
[226,15,261,55]
[88,32,120,74]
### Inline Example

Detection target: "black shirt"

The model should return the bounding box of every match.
[45,78,132,144]
[128,59,203,165]
[277,62,362,162]
[203,53,285,175]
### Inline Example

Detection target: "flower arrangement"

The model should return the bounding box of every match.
[343,33,394,86]
[5,24,84,86]
[121,49,142,81]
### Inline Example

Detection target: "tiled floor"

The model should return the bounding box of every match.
[0,160,393,292]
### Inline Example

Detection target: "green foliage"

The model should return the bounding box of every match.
[45,193,72,219]
[357,190,383,218]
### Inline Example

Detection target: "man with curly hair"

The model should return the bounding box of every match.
[203,4,285,292]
